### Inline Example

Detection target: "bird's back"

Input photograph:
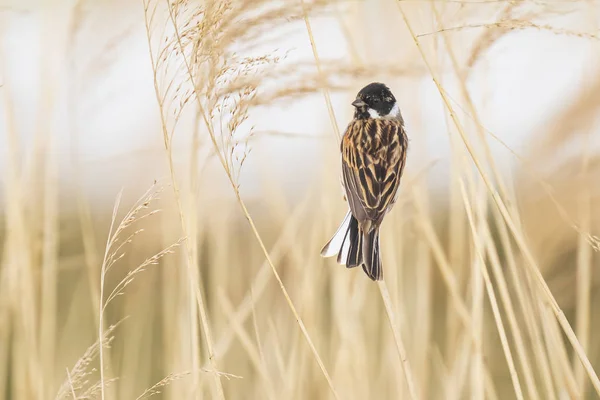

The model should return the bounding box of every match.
[341,118,408,227]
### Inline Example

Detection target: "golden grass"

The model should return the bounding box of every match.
[2,0,600,399]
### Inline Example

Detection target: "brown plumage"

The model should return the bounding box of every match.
[321,82,408,281]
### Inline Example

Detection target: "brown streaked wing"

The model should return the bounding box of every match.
[377,120,407,216]
[341,119,407,226]
[341,120,369,223]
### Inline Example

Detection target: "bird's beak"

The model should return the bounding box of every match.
[351,99,366,108]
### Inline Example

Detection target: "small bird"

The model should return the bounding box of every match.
[321,82,408,281]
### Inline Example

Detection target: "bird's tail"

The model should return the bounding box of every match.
[321,213,383,280]
[320,211,362,268]
[361,229,382,281]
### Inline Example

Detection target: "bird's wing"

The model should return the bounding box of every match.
[341,119,407,227]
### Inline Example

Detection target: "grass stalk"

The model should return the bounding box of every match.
[300,0,341,142]
[459,179,524,400]
[378,281,420,400]
[394,0,600,394]
[301,4,419,397]
[156,2,339,397]
[143,3,224,398]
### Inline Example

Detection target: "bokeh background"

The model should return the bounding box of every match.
[1,0,600,399]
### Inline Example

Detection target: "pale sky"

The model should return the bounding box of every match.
[1,1,597,206]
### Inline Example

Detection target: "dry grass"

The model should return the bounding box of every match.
[2,0,600,399]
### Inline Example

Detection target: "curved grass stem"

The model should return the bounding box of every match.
[394,0,600,395]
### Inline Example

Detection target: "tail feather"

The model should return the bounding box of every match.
[342,217,361,268]
[336,225,352,265]
[322,214,383,280]
[362,229,382,281]
[321,212,351,257]
[321,211,361,268]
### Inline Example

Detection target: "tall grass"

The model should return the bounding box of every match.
[1,0,600,399]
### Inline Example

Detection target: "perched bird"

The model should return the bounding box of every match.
[321,82,408,281]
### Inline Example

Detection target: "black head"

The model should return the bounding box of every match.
[351,82,397,120]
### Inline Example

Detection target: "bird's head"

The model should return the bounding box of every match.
[352,82,401,121]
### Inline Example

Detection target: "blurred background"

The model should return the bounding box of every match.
[1,0,600,399]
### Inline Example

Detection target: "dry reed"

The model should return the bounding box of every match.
[1,1,600,399]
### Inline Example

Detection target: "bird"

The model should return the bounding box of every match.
[320,82,408,281]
